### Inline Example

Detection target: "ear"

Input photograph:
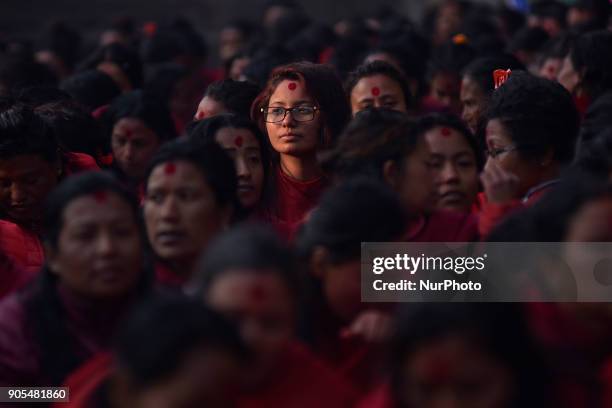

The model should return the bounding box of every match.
[310,246,331,279]
[43,242,61,276]
[382,160,400,190]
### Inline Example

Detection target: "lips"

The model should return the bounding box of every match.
[237,183,254,193]
[155,230,187,246]
[279,133,300,142]
[439,191,466,204]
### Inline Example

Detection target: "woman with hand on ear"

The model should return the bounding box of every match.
[478,71,579,237]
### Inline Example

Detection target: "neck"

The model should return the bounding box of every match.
[279,154,322,181]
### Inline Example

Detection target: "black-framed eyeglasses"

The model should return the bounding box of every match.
[484,145,519,159]
[261,106,318,123]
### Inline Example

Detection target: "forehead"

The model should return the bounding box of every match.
[0,154,53,176]
[215,127,259,147]
[199,96,226,112]
[425,126,470,148]
[147,160,208,188]
[485,119,513,144]
[62,192,133,225]
[353,74,401,95]
[208,270,292,308]
[269,79,314,104]
[114,117,154,135]
[461,76,485,96]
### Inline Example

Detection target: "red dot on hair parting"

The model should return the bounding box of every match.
[547,65,555,74]
[441,127,452,136]
[371,87,380,96]
[288,82,297,91]
[93,190,108,203]
[164,162,177,175]
[234,136,244,148]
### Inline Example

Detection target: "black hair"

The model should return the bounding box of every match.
[539,32,576,62]
[507,26,550,54]
[0,102,59,162]
[203,79,261,119]
[0,54,58,95]
[462,55,525,97]
[345,61,412,108]
[196,224,301,302]
[390,303,550,408]
[241,44,296,87]
[15,86,72,107]
[35,100,106,158]
[412,113,483,170]
[485,71,579,165]
[321,108,414,180]
[37,22,82,72]
[570,30,612,101]
[60,70,121,111]
[103,90,176,142]
[296,177,406,264]
[570,0,610,30]
[27,171,148,386]
[578,91,612,148]
[143,63,189,104]
[575,128,612,181]
[427,41,476,81]
[285,22,335,63]
[530,0,568,27]
[114,296,247,389]
[144,139,238,210]
[78,43,143,89]
[141,20,208,65]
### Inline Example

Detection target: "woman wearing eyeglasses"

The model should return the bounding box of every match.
[479,72,579,237]
[251,62,351,240]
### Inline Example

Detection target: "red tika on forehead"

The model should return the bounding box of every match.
[371,87,381,96]
[164,162,177,175]
[234,136,244,148]
[288,82,297,91]
[93,190,108,203]
[441,127,452,136]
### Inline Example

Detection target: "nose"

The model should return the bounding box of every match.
[440,162,460,183]
[10,184,27,204]
[159,195,180,222]
[235,156,251,179]
[281,109,296,127]
[96,230,117,256]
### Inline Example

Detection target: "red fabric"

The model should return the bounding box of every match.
[0,286,134,387]
[91,105,109,120]
[404,211,479,242]
[601,358,612,408]
[64,152,100,175]
[477,187,550,238]
[258,167,328,240]
[155,262,189,288]
[356,381,394,408]
[53,352,112,408]
[238,341,357,408]
[574,94,591,120]
[0,220,43,297]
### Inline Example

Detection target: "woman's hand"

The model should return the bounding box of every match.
[480,160,520,203]
[340,310,393,343]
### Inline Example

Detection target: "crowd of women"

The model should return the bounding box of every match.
[1,0,612,406]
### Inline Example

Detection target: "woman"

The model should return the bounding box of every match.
[479,71,579,237]
[188,113,268,215]
[250,61,350,240]
[460,55,524,134]
[0,172,149,389]
[103,90,176,197]
[296,178,406,393]
[345,61,411,116]
[57,297,248,408]
[324,108,478,242]
[195,225,357,408]
[419,114,481,213]
[557,30,612,117]
[0,103,99,295]
[143,139,237,287]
